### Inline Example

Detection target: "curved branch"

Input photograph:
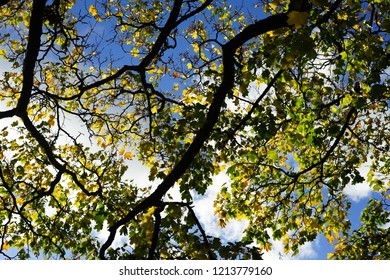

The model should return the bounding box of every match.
[79,65,140,93]
[294,106,356,177]
[79,0,185,93]
[8,1,93,197]
[0,108,17,119]
[225,69,284,142]
[81,0,213,94]
[16,0,46,115]
[21,116,100,196]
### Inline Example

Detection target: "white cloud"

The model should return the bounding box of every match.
[343,162,372,202]
[380,222,390,229]
[94,222,130,250]
[192,172,249,242]
[192,171,321,260]
[260,230,319,260]
[124,159,157,187]
[294,239,320,259]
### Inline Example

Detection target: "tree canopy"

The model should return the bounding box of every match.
[0,0,389,260]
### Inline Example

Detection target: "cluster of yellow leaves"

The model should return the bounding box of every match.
[89,5,102,22]
[0,48,6,59]
[181,88,207,105]
[130,47,139,58]
[138,207,157,247]
[118,145,133,160]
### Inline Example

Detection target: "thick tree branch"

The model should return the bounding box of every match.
[139,0,183,68]
[16,0,46,115]
[0,0,9,7]
[0,108,17,119]
[11,1,100,197]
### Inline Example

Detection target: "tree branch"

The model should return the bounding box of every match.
[186,204,216,260]
[294,106,356,177]
[148,206,163,260]
[225,69,284,142]
[16,0,46,115]
[0,0,9,7]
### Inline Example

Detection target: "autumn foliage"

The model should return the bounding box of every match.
[0,0,389,259]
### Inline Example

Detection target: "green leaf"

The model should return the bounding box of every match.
[370,84,387,100]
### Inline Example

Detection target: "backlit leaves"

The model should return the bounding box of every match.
[0,0,390,260]
[287,11,309,28]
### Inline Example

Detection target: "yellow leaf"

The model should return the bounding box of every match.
[130,47,139,58]
[235,211,247,220]
[330,105,338,113]
[187,62,193,70]
[89,5,98,17]
[173,83,179,91]
[262,242,272,252]
[119,145,125,156]
[191,31,198,39]
[124,151,132,160]
[151,106,158,114]
[191,43,199,53]
[269,0,281,10]
[287,11,309,28]
[16,197,24,206]
[47,115,55,126]
[218,218,227,228]
[337,13,348,21]
[2,242,10,251]
[0,48,6,58]
[327,252,335,259]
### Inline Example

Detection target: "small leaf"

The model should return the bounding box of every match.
[124,152,132,160]
[268,150,278,161]
[89,5,98,17]
[287,11,309,28]
[130,47,139,58]
[370,84,387,100]
[151,106,158,114]
[2,242,10,251]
